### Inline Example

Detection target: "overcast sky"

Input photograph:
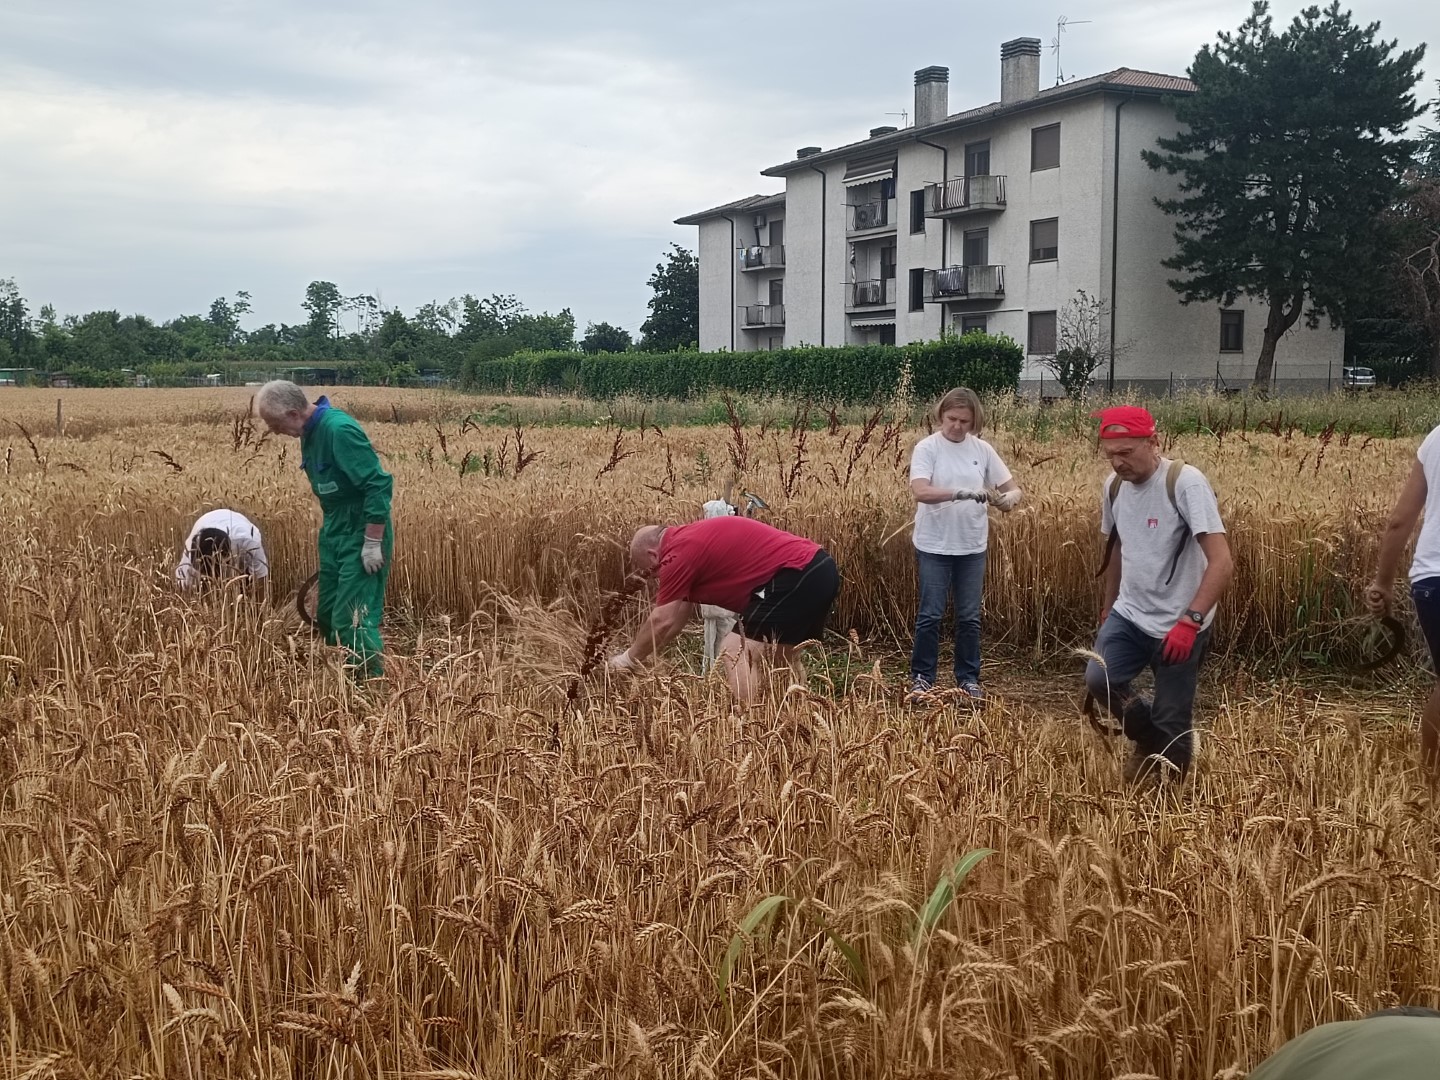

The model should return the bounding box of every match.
[0,0,1431,337]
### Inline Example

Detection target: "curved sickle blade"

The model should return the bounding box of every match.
[1082,692,1124,738]
[1355,615,1407,672]
[295,572,320,628]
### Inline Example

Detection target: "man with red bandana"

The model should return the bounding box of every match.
[1083,405,1233,785]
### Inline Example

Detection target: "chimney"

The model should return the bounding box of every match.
[796,146,822,158]
[869,125,898,138]
[914,66,949,128]
[1000,37,1041,103]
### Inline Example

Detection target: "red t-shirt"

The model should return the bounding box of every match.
[655,517,821,612]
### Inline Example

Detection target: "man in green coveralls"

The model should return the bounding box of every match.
[255,380,393,677]
[1246,1009,1440,1079]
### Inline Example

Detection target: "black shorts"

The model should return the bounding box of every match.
[1412,577,1440,671]
[737,550,840,646]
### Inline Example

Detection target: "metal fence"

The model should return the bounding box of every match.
[1022,373,1366,402]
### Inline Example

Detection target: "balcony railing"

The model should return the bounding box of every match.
[847,278,897,308]
[925,175,1007,217]
[740,245,785,270]
[923,265,1006,302]
[742,304,785,327]
[846,198,896,233]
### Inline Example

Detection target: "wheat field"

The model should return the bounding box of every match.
[0,386,1437,1080]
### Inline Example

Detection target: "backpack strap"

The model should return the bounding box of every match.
[1164,458,1185,514]
[1094,475,1125,579]
[1163,459,1191,586]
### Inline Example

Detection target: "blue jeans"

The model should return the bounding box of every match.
[1083,612,1209,772]
[1411,577,1440,671]
[910,550,986,685]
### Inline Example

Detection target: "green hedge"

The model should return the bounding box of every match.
[463,334,1023,404]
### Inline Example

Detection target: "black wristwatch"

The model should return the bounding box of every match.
[1184,609,1205,626]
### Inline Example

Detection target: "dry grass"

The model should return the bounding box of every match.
[0,388,1436,1079]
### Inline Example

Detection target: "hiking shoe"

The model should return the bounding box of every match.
[1125,749,1187,789]
[958,680,985,703]
[905,676,936,706]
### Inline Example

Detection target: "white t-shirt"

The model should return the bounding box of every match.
[909,432,1013,556]
[1100,460,1226,638]
[176,509,269,588]
[1410,426,1440,582]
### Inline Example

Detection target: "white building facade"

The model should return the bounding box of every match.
[676,39,1343,393]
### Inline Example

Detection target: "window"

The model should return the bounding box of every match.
[766,336,782,351]
[1030,218,1059,262]
[965,140,991,177]
[910,190,926,233]
[1032,124,1060,171]
[1220,309,1244,352]
[959,314,988,335]
[880,176,896,200]
[1027,311,1057,355]
[881,245,897,280]
[879,325,897,346]
[962,228,989,266]
[909,268,925,312]
[769,279,784,306]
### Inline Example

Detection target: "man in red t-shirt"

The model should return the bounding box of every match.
[609,516,840,701]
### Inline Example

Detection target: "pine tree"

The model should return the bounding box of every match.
[1143,2,1424,388]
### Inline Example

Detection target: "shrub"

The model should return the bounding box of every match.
[463,335,1022,403]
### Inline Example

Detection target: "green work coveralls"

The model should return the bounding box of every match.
[300,401,393,677]
[1247,1016,1440,1080]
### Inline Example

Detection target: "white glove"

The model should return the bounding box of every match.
[989,488,1023,512]
[951,489,987,503]
[609,650,635,671]
[702,499,736,519]
[360,536,385,574]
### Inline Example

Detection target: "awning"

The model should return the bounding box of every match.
[843,157,895,187]
[849,318,896,329]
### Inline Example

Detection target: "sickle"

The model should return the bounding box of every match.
[1081,692,1124,738]
[1355,614,1407,672]
[295,572,320,628]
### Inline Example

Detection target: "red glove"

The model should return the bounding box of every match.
[1160,619,1199,664]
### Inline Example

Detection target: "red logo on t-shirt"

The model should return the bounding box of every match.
[1147,518,1159,528]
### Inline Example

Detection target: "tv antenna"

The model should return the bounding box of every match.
[1052,15,1092,84]
[885,109,909,127]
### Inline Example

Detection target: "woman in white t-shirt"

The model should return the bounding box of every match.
[1365,423,1440,781]
[907,387,1022,703]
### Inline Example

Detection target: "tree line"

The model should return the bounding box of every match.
[0,246,699,387]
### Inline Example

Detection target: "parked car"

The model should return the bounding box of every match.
[1342,366,1377,390]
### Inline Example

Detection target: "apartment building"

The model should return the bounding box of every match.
[675,38,1342,391]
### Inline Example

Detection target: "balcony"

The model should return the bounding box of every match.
[846,198,897,235]
[847,278,897,309]
[923,265,1006,302]
[925,175,1007,218]
[739,245,785,271]
[742,304,785,328]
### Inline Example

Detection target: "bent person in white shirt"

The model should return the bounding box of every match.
[175,509,270,591]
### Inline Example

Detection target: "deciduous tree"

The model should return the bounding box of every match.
[581,321,632,354]
[639,245,698,352]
